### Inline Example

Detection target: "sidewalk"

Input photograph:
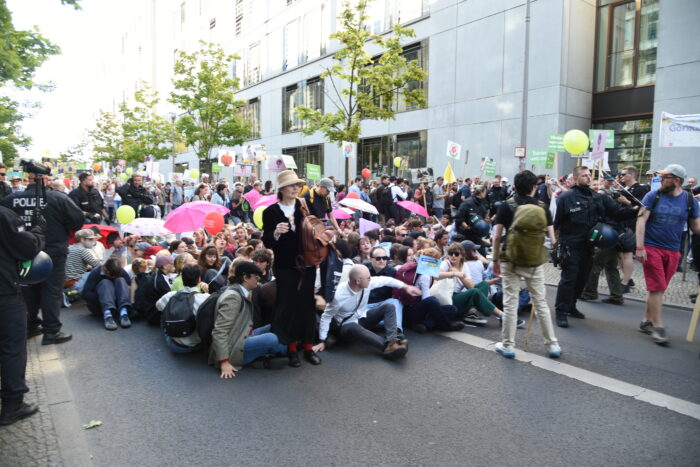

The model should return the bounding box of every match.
[542,262,697,309]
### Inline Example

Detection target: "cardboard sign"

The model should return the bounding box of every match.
[212,163,222,174]
[218,149,235,167]
[342,141,356,158]
[590,131,606,161]
[266,156,286,173]
[233,164,252,177]
[529,150,551,165]
[548,134,565,151]
[545,152,555,170]
[446,141,461,160]
[281,155,297,169]
[416,255,441,278]
[306,163,321,180]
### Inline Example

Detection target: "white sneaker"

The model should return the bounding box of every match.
[546,343,562,359]
[495,342,515,358]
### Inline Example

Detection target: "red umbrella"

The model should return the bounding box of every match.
[397,200,429,218]
[69,224,121,247]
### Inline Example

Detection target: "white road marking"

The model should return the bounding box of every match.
[440,331,700,421]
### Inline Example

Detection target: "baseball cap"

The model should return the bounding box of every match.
[501,177,509,184]
[137,241,151,251]
[657,164,687,179]
[461,240,479,250]
[155,254,174,267]
[318,178,335,192]
[75,229,99,240]
[143,245,164,259]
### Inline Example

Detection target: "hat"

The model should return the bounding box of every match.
[645,169,656,175]
[155,254,174,267]
[501,177,509,184]
[318,178,335,193]
[276,170,305,189]
[657,164,687,179]
[604,174,615,181]
[88,226,103,237]
[234,261,263,278]
[460,240,479,250]
[137,241,151,251]
[75,229,98,240]
[143,245,164,259]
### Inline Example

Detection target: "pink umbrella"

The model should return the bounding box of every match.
[397,200,429,218]
[164,201,230,233]
[331,208,353,220]
[243,189,261,208]
[253,195,277,210]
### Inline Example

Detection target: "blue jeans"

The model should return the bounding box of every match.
[433,207,444,219]
[74,271,91,295]
[96,277,131,314]
[243,324,287,365]
[406,296,456,331]
[365,298,403,331]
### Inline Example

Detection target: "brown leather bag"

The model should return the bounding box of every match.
[298,199,329,267]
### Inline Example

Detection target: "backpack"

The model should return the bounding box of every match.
[163,291,196,338]
[451,192,462,210]
[379,185,393,207]
[195,286,236,348]
[502,200,549,267]
[392,262,420,307]
[299,198,329,266]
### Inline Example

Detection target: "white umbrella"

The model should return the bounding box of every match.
[122,218,172,237]
[339,197,379,215]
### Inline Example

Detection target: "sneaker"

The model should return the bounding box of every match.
[639,320,654,335]
[104,316,118,331]
[411,323,428,334]
[119,314,132,328]
[495,342,515,358]
[495,316,526,329]
[61,292,71,308]
[650,327,669,346]
[464,313,488,326]
[619,284,632,294]
[628,278,635,287]
[579,295,598,301]
[546,343,562,358]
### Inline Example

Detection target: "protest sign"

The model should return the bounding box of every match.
[411,168,434,184]
[342,141,356,158]
[446,141,461,160]
[659,112,700,147]
[416,255,441,278]
[306,163,321,180]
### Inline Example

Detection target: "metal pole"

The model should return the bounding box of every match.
[519,0,531,172]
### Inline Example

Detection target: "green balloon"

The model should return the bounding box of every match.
[116,205,135,224]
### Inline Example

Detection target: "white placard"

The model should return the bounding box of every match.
[446,140,461,160]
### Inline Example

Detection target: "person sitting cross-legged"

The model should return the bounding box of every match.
[314,265,421,360]
[81,258,134,331]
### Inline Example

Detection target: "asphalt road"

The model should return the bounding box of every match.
[51,287,700,466]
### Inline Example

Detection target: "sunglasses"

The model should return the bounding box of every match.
[661,175,678,180]
[449,252,462,257]
[372,256,388,261]
[0,172,6,176]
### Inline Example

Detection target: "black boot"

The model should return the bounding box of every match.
[303,350,322,365]
[0,402,39,426]
[556,313,569,328]
[288,352,301,368]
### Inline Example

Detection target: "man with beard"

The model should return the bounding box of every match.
[636,164,700,346]
[116,174,153,217]
[69,172,108,224]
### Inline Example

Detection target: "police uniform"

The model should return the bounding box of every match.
[553,184,636,327]
[1,184,84,339]
[116,180,153,215]
[0,205,44,422]
[454,196,489,249]
[68,185,104,223]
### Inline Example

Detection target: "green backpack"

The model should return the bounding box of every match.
[502,201,549,267]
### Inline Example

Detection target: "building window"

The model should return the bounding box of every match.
[244,41,261,87]
[235,0,244,37]
[180,2,185,25]
[242,98,261,140]
[358,131,427,177]
[594,0,659,92]
[282,144,324,180]
[284,19,299,71]
[592,118,652,174]
[282,77,324,133]
[210,18,216,29]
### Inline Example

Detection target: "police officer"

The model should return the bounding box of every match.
[553,166,637,328]
[0,163,12,201]
[0,204,45,425]
[486,175,508,217]
[1,173,84,344]
[454,185,490,252]
[116,174,153,217]
[69,172,108,224]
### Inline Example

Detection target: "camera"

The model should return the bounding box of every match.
[20,159,52,176]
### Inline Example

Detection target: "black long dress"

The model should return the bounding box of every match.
[261,200,316,345]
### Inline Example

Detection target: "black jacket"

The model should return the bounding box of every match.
[554,185,636,246]
[0,181,12,201]
[133,271,170,325]
[261,200,305,269]
[455,196,489,243]
[0,206,45,295]
[1,184,83,257]
[117,181,153,212]
[364,262,397,304]
[69,185,104,217]
[487,186,508,213]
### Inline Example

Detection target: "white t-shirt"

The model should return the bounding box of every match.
[278,202,296,232]
[440,260,473,293]
[466,260,485,284]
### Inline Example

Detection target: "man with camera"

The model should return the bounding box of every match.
[69,172,109,224]
[1,162,84,344]
[0,191,46,425]
[116,174,154,217]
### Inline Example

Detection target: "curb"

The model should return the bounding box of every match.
[544,282,695,311]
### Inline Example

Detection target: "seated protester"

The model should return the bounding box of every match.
[134,254,174,325]
[192,229,207,250]
[125,239,149,270]
[364,229,379,246]
[353,236,372,264]
[314,265,421,359]
[199,245,228,292]
[401,236,417,251]
[441,243,520,327]
[130,258,149,303]
[168,240,187,257]
[235,244,254,261]
[171,253,198,291]
[156,265,210,353]
[335,239,356,285]
[250,248,274,284]
[394,247,464,333]
[392,245,414,268]
[364,247,406,342]
[209,262,287,379]
[213,234,235,261]
[86,226,107,260]
[81,258,134,331]
[66,229,104,293]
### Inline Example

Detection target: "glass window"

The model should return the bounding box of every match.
[592,118,652,174]
[609,2,636,88]
[637,0,659,86]
[242,98,261,140]
[282,77,324,133]
[245,41,261,87]
[282,145,324,180]
[284,19,299,71]
[358,131,426,178]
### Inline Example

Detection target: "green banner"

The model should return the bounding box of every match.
[548,134,565,151]
[529,149,553,165]
[306,163,321,180]
[589,129,615,148]
[484,160,496,177]
[211,162,222,173]
[545,152,555,170]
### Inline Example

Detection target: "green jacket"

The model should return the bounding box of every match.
[208,284,254,369]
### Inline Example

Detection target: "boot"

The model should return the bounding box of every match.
[383,341,408,360]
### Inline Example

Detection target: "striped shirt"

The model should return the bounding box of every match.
[65,244,102,280]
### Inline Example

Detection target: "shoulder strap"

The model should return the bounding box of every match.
[300,198,311,217]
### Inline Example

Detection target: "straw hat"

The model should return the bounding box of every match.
[276,170,305,189]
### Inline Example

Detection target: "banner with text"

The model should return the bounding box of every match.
[659,112,700,147]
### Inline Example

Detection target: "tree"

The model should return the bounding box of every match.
[169,41,250,164]
[0,97,30,164]
[120,83,175,164]
[58,137,88,165]
[89,110,123,164]
[295,0,427,181]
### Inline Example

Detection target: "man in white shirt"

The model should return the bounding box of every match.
[389,178,408,223]
[313,265,420,359]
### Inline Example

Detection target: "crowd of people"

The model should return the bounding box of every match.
[0,158,698,425]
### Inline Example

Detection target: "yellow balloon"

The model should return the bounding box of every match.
[125,167,134,175]
[190,169,200,180]
[116,205,136,224]
[563,129,589,155]
[393,157,402,168]
[253,206,267,230]
[119,173,128,182]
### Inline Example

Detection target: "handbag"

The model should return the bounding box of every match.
[430,276,454,306]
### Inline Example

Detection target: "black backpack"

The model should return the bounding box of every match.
[195,286,244,348]
[379,186,393,206]
[163,291,196,338]
[451,192,462,210]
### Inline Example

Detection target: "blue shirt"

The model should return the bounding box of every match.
[642,190,699,251]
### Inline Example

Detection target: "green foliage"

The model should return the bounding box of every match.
[0,97,29,164]
[58,137,88,165]
[169,41,250,162]
[89,110,123,164]
[295,0,427,148]
[120,83,175,164]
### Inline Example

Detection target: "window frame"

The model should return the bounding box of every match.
[282,77,324,134]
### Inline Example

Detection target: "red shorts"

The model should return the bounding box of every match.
[643,245,681,292]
